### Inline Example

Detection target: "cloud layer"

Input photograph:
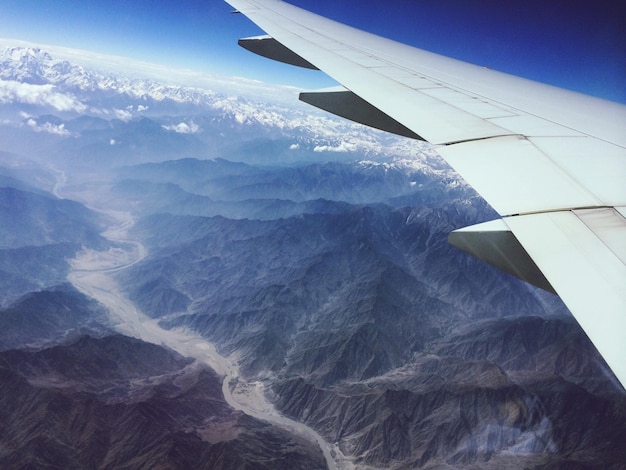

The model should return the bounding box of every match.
[0,79,86,112]
[162,121,200,134]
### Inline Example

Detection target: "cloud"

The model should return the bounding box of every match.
[113,108,133,121]
[162,121,200,134]
[0,79,86,113]
[313,141,358,153]
[25,118,71,136]
[289,143,300,150]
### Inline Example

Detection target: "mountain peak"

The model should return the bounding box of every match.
[0,42,437,163]
[1,47,51,83]
[3,46,53,62]
[0,46,84,87]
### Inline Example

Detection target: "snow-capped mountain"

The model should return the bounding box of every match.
[1,43,447,171]
[0,46,232,114]
[1,46,220,101]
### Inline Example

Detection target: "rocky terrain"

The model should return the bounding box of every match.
[0,162,109,306]
[112,159,625,468]
[0,44,624,468]
[274,316,626,468]
[0,284,110,351]
[0,335,326,469]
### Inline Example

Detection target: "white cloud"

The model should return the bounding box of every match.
[25,118,70,136]
[162,121,200,134]
[289,143,300,150]
[112,108,133,121]
[313,141,358,153]
[0,79,86,113]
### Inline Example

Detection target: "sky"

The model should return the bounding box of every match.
[0,0,625,102]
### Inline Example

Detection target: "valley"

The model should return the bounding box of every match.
[60,158,625,468]
[1,43,624,469]
[65,197,351,470]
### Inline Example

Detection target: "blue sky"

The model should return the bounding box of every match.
[1,0,624,102]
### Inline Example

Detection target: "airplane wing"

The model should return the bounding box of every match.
[225,0,626,389]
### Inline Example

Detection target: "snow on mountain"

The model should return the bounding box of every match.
[0,45,223,108]
[0,43,443,171]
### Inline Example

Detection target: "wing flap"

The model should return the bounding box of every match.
[529,137,626,207]
[575,207,626,265]
[436,136,604,215]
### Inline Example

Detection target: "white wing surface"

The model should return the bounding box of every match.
[225,0,626,389]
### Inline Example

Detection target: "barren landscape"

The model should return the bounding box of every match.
[1,43,624,469]
[66,199,350,469]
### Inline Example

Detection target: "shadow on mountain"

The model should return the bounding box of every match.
[0,284,110,351]
[0,335,326,469]
[2,45,624,468]
[0,177,109,305]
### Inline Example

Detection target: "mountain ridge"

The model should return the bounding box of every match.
[1,41,624,469]
[0,334,327,469]
[0,44,435,166]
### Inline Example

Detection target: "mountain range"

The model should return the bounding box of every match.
[0,44,624,469]
[0,45,425,167]
[0,334,326,469]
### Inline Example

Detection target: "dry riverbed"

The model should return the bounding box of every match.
[67,209,354,470]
